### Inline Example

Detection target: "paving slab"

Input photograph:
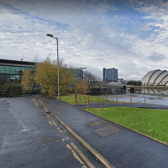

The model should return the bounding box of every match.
[37,95,168,168]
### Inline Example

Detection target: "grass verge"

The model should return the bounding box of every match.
[60,94,115,105]
[85,107,168,144]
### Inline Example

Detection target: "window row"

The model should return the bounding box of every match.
[0,66,34,74]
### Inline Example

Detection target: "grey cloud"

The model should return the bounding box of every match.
[148,52,166,62]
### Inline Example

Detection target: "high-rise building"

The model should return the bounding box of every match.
[103,68,118,82]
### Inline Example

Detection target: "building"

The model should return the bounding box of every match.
[0,59,84,81]
[103,68,118,82]
[141,69,168,86]
[0,59,36,81]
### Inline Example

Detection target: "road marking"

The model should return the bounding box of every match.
[71,143,95,168]
[49,121,53,125]
[66,144,87,167]
[46,113,51,118]
[56,126,63,133]
[31,98,38,107]
[33,98,62,133]
[65,137,69,140]
[61,138,65,141]
[47,116,62,133]
[50,118,58,126]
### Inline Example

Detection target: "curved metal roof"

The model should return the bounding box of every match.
[148,69,162,85]
[141,69,168,86]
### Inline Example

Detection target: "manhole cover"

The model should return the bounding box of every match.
[87,120,107,127]
[94,125,121,137]
[43,136,59,143]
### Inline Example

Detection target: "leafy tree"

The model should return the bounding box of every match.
[35,57,76,96]
[21,70,35,93]
[137,81,142,86]
[0,75,7,86]
[127,80,142,86]
[75,80,89,95]
[0,79,21,97]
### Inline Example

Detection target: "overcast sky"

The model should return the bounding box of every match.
[0,0,168,80]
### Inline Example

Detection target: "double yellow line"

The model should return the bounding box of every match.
[32,97,95,168]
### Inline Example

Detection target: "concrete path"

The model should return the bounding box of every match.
[37,95,168,168]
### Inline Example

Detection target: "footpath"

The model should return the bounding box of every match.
[36,95,168,168]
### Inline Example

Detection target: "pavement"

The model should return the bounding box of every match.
[35,95,168,168]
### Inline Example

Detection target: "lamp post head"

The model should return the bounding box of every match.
[46,34,53,37]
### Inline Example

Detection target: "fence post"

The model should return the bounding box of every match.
[144,97,146,109]
[102,97,104,109]
[130,96,132,109]
[116,97,118,109]
[87,96,89,108]
[106,92,107,100]
[83,95,84,100]
[75,92,77,103]
[79,94,81,101]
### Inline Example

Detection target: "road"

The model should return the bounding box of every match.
[0,96,104,168]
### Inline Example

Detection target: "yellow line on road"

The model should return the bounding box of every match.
[49,121,53,125]
[47,116,62,133]
[31,98,38,107]
[50,118,58,126]
[56,126,63,133]
[71,143,95,168]
[66,144,87,167]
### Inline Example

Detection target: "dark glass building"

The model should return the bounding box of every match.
[103,68,118,82]
[0,59,84,81]
[0,59,35,80]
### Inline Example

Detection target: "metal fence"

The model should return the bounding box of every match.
[88,86,126,95]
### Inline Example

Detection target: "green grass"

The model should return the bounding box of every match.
[60,94,114,105]
[86,107,168,144]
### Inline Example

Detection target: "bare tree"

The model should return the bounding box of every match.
[83,70,99,83]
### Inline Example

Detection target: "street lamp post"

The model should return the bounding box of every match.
[46,34,60,100]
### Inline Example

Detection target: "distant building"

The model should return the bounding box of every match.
[70,67,86,81]
[103,68,118,82]
[141,69,168,86]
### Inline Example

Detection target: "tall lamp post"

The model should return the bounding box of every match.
[46,34,60,100]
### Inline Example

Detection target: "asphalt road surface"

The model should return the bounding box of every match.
[37,95,168,168]
[0,97,105,168]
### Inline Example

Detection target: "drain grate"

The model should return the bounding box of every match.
[94,125,121,137]
[43,136,59,143]
[87,120,107,127]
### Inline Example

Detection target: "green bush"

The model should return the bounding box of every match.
[0,80,22,97]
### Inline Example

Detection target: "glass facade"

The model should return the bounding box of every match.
[72,69,83,78]
[103,68,118,82]
[0,59,84,82]
[0,65,34,80]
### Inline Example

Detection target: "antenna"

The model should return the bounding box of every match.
[21,52,23,61]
